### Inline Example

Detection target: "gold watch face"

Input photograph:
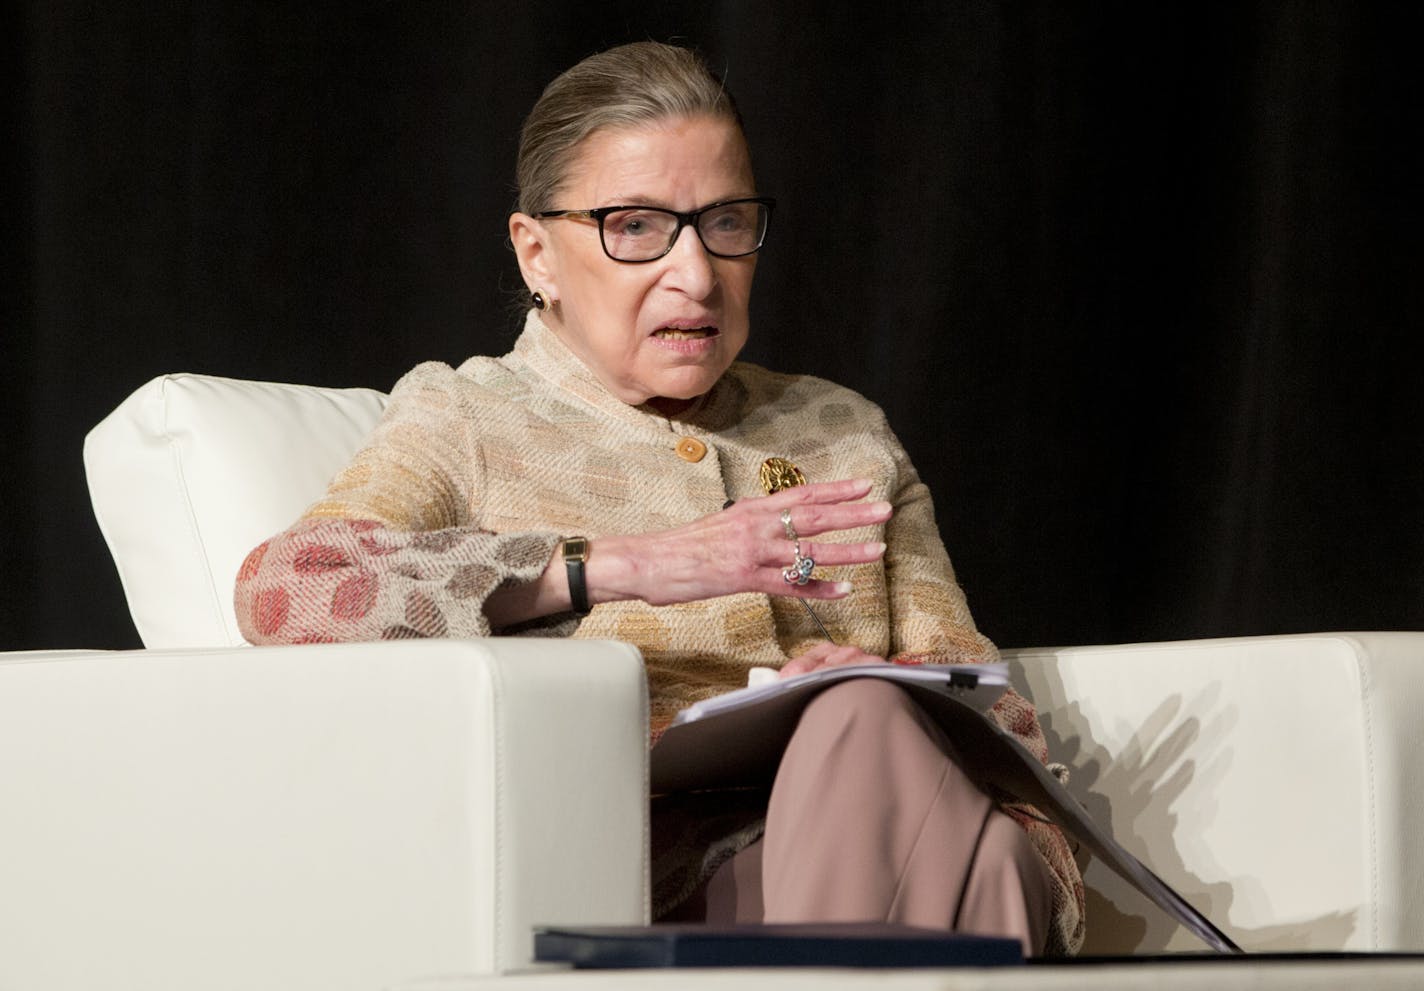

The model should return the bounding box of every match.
[562,537,589,562]
[759,457,807,494]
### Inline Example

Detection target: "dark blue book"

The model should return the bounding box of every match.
[534,923,1023,969]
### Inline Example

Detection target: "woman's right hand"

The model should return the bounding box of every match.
[586,478,890,607]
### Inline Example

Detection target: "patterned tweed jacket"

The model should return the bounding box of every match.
[235,310,1085,954]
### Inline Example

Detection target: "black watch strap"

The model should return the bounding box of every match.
[561,537,591,616]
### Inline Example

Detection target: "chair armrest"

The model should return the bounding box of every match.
[1004,632,1424,953]
[0,637,648,990]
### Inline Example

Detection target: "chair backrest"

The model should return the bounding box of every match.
[85,374,388,648]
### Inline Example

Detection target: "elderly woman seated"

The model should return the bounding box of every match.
[237,41,1085,957]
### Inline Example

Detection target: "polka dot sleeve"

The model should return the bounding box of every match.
[235,517,564,644]
[233,360,567,645]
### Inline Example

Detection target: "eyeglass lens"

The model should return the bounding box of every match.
[601,201,768,261]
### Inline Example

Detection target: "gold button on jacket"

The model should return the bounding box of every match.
[675,437,708,462]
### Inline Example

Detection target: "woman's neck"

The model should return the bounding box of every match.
[644,395,697,419]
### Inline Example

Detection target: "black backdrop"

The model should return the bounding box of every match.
[7,2,1422,652]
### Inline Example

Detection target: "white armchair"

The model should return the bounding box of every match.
[1,374,648,990]
[0,372,1419,990]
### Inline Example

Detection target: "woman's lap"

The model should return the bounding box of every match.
[660,679,1052,953]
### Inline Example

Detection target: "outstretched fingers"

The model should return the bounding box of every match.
[747,480,891,540]
[781,501,893,539]
[623,478,891,607]
[768,477,875,506]
[726,479,892,599]
[792,539,886,569]
[759,542,883,601]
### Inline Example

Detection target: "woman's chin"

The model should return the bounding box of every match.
[642,376,720,415]
[644,362,724,399]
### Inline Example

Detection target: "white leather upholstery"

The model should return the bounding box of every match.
[0,638,649,990]
[1008,632,1424,953]
[84,373,388,648]
[395,958,1424,990]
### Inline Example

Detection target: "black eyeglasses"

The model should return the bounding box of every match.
[534,197,775,263]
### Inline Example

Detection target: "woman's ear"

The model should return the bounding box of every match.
[509,213,559,299]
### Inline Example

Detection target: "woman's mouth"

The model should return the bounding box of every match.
[653,327,717,340]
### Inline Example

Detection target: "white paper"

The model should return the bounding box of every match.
[670,662,1009,727]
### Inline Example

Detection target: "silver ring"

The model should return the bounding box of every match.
[781,546,816,587]
[779,510,813,585]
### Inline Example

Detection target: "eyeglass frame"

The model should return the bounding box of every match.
[532,196,776,263]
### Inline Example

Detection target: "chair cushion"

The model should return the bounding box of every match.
[85,374,388,647]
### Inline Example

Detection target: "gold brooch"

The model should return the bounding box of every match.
[759,457,806,494]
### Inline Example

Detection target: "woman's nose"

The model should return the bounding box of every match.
[661,224,717,298]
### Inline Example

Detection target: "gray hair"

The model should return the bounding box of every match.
[515,41,746,215]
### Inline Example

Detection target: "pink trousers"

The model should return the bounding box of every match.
[664,679,1053,955]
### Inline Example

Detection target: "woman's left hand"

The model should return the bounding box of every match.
[779,641,887,679]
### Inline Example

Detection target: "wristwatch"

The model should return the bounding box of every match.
[561,537,591,616]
